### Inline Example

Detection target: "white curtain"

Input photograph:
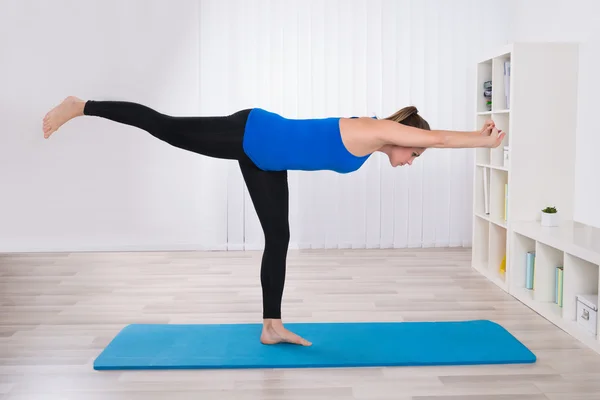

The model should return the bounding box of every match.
[197,0,511,251]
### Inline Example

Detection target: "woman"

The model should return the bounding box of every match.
[42,96,503,346]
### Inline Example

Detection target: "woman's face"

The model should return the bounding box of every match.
[385,145,424,167]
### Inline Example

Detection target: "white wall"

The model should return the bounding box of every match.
[510,0,600,228]
[0,0,512,253]
[0,0,208,251]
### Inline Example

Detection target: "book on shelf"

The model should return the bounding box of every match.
[483,167,489,215]
[526,251,535,289]
[504,60,511,109]
[555,266,564,307]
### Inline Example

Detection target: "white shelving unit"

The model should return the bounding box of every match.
[510,221,600,354]
[471,42,600,354]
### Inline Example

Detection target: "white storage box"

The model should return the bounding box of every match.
[576,294,598,336]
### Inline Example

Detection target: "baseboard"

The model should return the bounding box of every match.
[0,241,228,253]
[0,240,469,253]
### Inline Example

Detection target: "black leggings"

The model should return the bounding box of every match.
[83,100,289,320]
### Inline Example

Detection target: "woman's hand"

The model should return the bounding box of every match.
[484,126,505,148]
[479,119,505,147]
[480,119,495,136]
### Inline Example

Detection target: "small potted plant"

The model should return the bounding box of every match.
[541,206,559,227]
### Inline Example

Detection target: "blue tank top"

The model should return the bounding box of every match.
[242,108,370,173]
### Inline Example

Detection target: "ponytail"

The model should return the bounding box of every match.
[385,106,430,130]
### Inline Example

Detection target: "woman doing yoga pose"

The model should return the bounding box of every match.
[42,96,503,346]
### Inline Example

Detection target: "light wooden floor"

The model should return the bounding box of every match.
[1,247,600,400]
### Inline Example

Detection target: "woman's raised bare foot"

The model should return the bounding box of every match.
[43,96,86,139]
[261,319,311,346]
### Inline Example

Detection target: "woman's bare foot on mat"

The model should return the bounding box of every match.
[43,96,86,138]
[261,319,312,346]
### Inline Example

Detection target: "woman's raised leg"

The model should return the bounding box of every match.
[43,96,251,161]
[238,160,311,346]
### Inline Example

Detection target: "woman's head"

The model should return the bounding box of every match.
[380,106,430,167]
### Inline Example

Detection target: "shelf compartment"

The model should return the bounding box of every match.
[563,253,599,324]
[489,169,508,223]
[491,112,510,168]
[472,216,490,269]
[489,223,507,281]
[474,166,491,216]
[533,242,564,320]
[476,115,492,165]
[492,53,511,112]
[477,60,493,113]
[511,232,536,291]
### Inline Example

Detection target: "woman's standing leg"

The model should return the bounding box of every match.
[43,96,309,345]
[238,160,311,346]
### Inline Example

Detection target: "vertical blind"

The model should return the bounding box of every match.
[198,0,511,250]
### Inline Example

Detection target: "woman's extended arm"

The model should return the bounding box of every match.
[373,119,503,149]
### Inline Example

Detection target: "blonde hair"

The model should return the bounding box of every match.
[384,106,430,130]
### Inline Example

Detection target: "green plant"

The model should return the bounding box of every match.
[542,206,557,214]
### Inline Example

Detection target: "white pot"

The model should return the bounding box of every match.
[541,211,559,227]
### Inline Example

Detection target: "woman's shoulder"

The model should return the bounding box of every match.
[339,116,388,155]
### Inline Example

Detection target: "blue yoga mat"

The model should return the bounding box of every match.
[93,320,535,370]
